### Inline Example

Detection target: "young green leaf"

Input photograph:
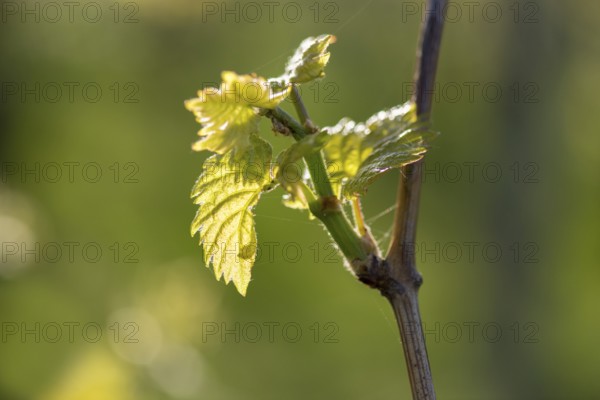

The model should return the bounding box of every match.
[343,129,438,197]
[277,34,336,84]
[190,135,273,296]
[323,103,416,164]
[185,71,290,155]
[322,102,436,197]
[363,102,417,146]
[323,119,372,190]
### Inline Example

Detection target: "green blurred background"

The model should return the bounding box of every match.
[1,0,599,398]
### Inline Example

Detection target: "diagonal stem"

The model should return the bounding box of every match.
[267,106,368,264]
[290,85,318,133]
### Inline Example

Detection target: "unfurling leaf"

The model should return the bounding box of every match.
[323,102,436,197]
[275,132,328,209]
[191,135,273,296]
[276,34,336,84]
[185,71,290,155]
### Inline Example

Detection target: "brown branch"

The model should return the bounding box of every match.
[385,0,447,399]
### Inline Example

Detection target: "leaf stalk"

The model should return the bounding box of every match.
[267,105,369,265]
